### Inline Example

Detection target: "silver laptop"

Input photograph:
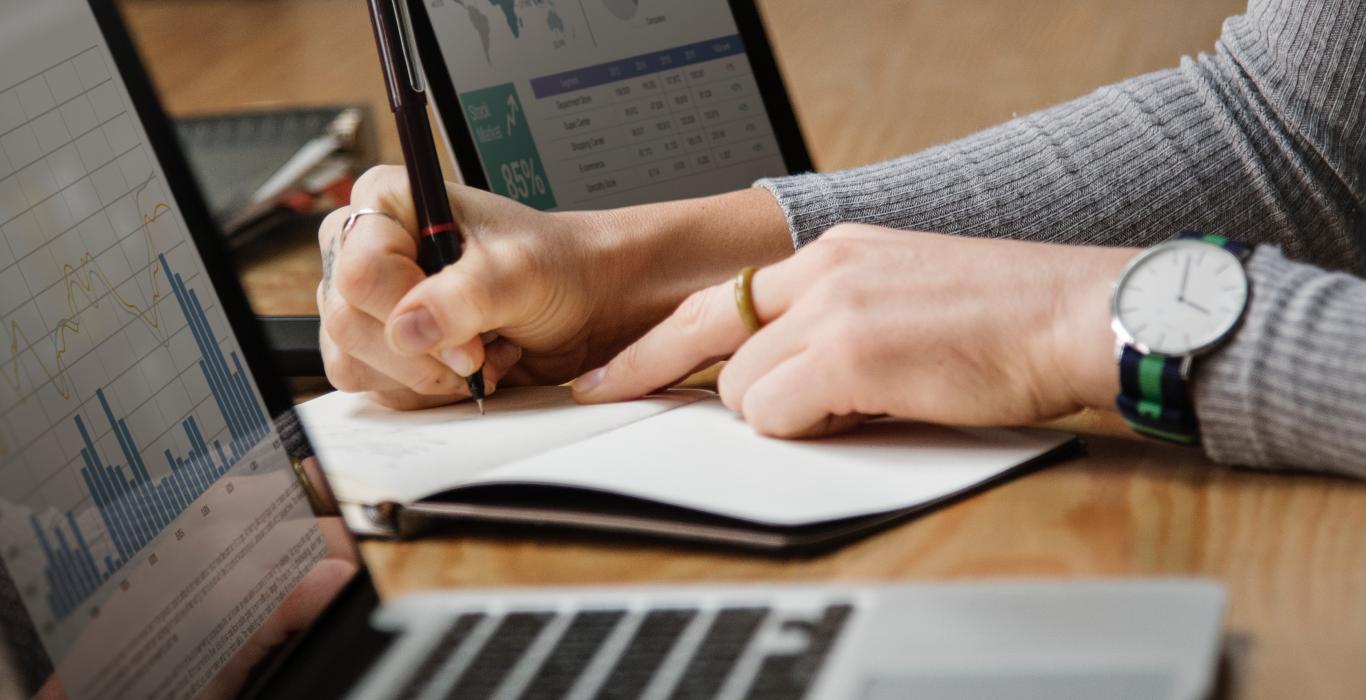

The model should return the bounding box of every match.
[0,2,1227,698]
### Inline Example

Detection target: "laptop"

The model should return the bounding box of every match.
[0,2,1228,699]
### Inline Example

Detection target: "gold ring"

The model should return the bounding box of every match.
[734,266,762,333]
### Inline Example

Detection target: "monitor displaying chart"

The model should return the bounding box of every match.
[418,0,793,210]
[0,3,351,698]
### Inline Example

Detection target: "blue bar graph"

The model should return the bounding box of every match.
[30,255,270,620]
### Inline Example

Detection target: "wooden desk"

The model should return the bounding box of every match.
[120,2,1366,697]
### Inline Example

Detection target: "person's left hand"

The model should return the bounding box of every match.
[572,224,1139,437]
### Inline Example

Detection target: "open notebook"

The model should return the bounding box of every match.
[296,387,1079,551]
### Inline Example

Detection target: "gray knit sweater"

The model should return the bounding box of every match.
[757,0,1366,478]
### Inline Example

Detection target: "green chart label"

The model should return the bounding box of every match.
[459,83,557,210]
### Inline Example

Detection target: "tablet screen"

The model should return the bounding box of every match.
[416,0,794,210]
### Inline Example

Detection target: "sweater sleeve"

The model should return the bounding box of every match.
[756,0,1366,475]
[1198,248,1366,478]
[756,0,1366,273]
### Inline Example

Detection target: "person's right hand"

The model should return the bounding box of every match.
[318,166,793,410]
[317,166,611,409]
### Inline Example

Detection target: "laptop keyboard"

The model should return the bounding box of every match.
[670,607,769,699]
[450,612,557,697]
[521,610,629,699]
[396,613,486,700]
[598,608,698,698]
[390,603,852,700]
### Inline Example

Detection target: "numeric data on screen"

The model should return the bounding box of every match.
[423,0,790,210]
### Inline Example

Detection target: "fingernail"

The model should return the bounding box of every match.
[391,309,441,353]
[438,347,478,377]
[573,367,607,395]
[497,344,524,367]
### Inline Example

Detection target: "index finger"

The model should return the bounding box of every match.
[318,166,418,252]
[331,208,424,318]
[349,165,421,234]
[572,265,792,403]
[321,167,438,317]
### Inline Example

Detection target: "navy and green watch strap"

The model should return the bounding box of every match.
[1117,349,1199,444]
[1115,231,1250,446]
[1177,230,1250,257]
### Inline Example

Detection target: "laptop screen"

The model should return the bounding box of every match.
[0,2,361,697]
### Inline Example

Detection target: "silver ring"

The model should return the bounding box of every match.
[340,208,400,247]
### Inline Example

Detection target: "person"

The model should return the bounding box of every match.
[316,0,1364,479]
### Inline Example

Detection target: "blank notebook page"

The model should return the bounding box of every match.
[297,387,708,503]
[470,398,1073,526]
[300,387,1072,526]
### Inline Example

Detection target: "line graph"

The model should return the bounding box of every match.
[2,186,171,404]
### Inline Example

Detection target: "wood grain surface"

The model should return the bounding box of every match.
[118,2,1366,698]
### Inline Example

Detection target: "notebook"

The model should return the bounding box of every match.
[296,387,1079,550]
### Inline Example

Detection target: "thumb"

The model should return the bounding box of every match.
[386,264,503,367]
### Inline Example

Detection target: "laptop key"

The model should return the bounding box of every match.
[395,613,485,700]
[595,608,698,699]
[446,611,555,699]
[669,607,770,700]
[744,605,853,700]
[521,609,626,699]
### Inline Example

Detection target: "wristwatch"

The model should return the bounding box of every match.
[1110,232,1251,445]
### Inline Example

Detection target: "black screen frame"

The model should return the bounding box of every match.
[76,1,386,694]
[408,0,814,199]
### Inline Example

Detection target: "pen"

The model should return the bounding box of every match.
[366,0,485,414]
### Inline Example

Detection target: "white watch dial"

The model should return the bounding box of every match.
[1114,240,1249,355]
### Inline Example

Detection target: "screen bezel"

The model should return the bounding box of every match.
[75,1,385,693]
[408,0,814,198]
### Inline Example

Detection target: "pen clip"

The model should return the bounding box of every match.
[391,0,426,94]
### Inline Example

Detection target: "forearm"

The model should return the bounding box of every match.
[759,0,1366,274]
[1195,248,1366,478]
[590,188,791,348]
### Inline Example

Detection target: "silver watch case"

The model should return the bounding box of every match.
[1109,239,1252,374]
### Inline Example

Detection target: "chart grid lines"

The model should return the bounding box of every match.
[0,46,98,102]
[0,74,112,145]
[0,106,128,235]
[28,253,270,620]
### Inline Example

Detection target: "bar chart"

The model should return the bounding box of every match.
[27,254,270,620]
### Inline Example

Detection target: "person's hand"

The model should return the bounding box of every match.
[573,224,1138,437]
[317,167,791,409]
[318,167,602,409]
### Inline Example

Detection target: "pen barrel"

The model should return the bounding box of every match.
[393,102,463,273]
[417,229,463,276]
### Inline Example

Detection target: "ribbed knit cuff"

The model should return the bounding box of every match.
[754,175,843,249]
[1195,247,1366,477]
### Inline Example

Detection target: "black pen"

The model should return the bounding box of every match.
[366,0,485,414]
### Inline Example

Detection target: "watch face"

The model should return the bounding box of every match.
[1114,240,1249,355]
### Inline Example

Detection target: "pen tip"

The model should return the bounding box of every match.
[475,398,486,415]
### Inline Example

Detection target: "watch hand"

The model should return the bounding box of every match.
[1178,257,1192,301]
[1181,298,1212,315]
